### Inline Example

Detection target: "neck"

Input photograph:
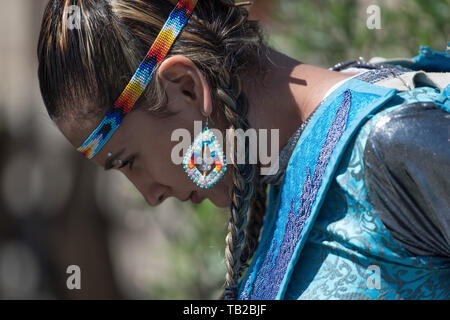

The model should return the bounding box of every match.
[243,46,358,158]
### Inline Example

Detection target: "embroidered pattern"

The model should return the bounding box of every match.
[240,90,352,300]
[284,90,450,299]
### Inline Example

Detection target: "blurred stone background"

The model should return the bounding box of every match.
[0,0,447,299]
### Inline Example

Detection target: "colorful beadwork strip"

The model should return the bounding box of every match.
[182,127,227,189]
[77,0,198,159]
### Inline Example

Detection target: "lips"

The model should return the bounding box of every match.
[190,191,203,204]
[182,192,193,202]
[180,191,204,204]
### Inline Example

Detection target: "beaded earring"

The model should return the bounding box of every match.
[182,118,227,188]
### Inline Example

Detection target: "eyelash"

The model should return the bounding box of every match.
[118,156,135,170]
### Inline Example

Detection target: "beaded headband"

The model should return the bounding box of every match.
[77,0,198,159]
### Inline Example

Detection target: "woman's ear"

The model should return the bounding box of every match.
[157,55,213,117]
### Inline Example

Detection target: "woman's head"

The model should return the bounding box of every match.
[38,0,268,299]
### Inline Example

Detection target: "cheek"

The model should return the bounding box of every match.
[142,128,193,189]
[142,118,232,199]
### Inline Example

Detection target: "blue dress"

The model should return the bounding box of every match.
[238,46,450,300]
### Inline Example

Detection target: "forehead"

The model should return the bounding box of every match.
[55,110,133,167]
[54,101,105,146]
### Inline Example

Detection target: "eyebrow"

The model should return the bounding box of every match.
[103,149,125,171]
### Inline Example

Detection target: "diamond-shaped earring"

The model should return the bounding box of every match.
[182,118,227,189]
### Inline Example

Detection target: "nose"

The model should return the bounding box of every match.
[121,170,170,207]
[143,183,170,207]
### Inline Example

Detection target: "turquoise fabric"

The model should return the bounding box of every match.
[381,44,450,72]
[285,86,450,299]
[410,45,450,72]
[238,80,450,300]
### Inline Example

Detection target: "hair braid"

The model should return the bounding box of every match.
[239,182,267,274]
[201,0,269,300]
[212,67,256,300]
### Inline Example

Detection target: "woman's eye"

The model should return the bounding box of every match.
[119,156,135,170]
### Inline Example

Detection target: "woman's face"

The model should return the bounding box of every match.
[56,56,233,208]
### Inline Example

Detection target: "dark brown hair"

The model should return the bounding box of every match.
[38,0,269,299]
